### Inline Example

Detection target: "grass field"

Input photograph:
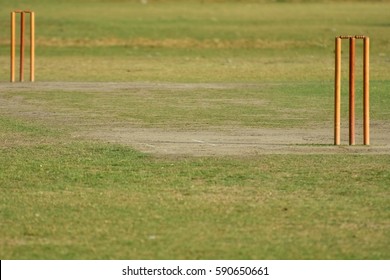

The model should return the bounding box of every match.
[0,0,389,259]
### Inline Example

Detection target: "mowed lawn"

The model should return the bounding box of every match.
[0,0,389,259]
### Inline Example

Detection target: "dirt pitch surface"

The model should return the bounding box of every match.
[1,82,390,156]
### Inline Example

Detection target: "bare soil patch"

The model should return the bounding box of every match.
[81,126,390,156]
[1,82,389,156]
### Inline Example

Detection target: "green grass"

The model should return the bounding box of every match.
[1,0,390,259]
[1,0,390,82]
[1,144,389,259]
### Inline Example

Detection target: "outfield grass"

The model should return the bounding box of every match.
[1,0,389,82]
[1,144,389,259]
[1,0,390,259]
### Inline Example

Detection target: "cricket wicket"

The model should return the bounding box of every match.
[11,10,35,82]
[334,35,370,145]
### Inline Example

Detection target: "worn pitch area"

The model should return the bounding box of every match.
[1,82,389,156]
